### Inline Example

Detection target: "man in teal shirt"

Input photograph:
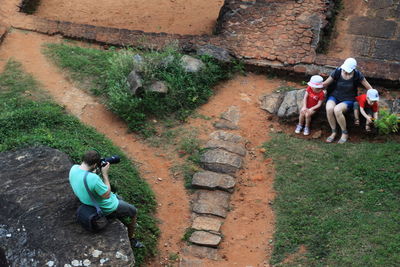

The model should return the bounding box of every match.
[69,150,143,248]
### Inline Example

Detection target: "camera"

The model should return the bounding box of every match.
[99,155,121,168]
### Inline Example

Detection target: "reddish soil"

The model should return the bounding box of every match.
[0,30,281,266]
[35,0,224,35]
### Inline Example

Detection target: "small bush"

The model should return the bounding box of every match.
[374,109,399,135]
[45,44,239,136]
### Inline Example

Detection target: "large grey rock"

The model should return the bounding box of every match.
[0,147,134,267]
[196,44,233,63]
[192,216,223,232]
[182,245,219,260]
[277,89,305,118]
[192,171,236,192]
[200,149,243,175]
[205,139,246,156]
[260,92,285,114]
[180,55,205,73]
[126,70,143,95]
[146,81,168,93]
[209,131,244,144]
[189,231,222,247]
[192,190,231,218]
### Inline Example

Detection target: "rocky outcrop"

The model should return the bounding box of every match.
[261,88,400,120]
[0,146,134,267]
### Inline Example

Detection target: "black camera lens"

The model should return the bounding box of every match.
[100,155,121,167]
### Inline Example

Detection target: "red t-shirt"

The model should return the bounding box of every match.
[355,94,378,112]
[306,86,325,108]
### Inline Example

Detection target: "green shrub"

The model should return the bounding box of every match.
[374,109,399,135]
[45,44,239,136]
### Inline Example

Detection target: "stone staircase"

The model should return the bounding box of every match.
[181,106,246,265]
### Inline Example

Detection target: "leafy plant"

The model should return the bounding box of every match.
[374,109,399,135]
[45,44,238,136]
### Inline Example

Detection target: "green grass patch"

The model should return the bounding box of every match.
[44,43,241,136]
[263,134,400,266]
[0,60,159,266]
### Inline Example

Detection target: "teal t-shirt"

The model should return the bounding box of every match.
[69,165,118,214]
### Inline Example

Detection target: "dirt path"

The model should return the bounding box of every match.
[0,29,281,266]
[0,30,191,264]
[183,75,279,266]
[34,0,224,35]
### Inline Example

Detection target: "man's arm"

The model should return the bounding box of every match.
[100,162,111,199]
[323,76,334,88]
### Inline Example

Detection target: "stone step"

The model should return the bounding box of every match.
[182,244,220,260]
[210,130,244,144]
[192,190,231,218]
[205,139,246,156]
[192,216,223,232]
[189,231,222,248]
[192,171,236,192]
[200,149,243,175]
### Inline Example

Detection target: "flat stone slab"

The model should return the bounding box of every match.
[179,257,204,267]
[221,106,240,124]
[205,139,246,156]
[214,119,239,130]
[192,171,236,192]
[189,231,222,247]
[192,216,223,232]
[200,149,243,175]
[349,17,397,39]
[192,190,231,218]
[182,245,220,260]
[210,131,244,143]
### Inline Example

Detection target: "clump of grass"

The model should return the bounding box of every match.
[182,228,196,242]
[0,60,159,266]
[263,133,400,266]
[44,43,240,136]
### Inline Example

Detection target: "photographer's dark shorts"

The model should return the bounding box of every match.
[107,198,137,218]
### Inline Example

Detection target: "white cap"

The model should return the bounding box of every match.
[341,58,357,73]
[367,89,379,101]
[307,75,324,88]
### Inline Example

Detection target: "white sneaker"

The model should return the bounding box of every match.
[295,124,303,134]
[303,127,310,136]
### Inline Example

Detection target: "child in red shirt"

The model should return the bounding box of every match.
[295,75,326,135]
[354,89,379,132]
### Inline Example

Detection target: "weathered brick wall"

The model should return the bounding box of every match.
[8,0,400,83]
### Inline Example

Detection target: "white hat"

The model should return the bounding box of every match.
[307,75,324,88]
[341,58,357,73]
[367,89,379,101]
